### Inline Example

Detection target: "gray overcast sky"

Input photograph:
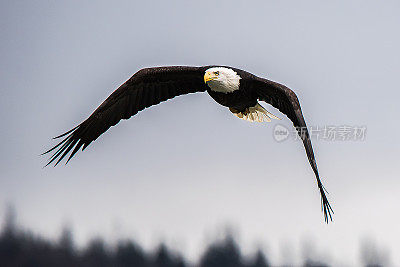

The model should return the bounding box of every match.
[1,0,399,266]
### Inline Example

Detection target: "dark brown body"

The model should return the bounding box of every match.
[207,88,257,112]
[205,67,259,112]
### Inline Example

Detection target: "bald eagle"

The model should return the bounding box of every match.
[43,66,333,222]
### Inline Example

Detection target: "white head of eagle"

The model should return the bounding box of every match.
[204,67,241,93]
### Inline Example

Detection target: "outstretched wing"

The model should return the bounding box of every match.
[43,66,208,166]
[250,76,333,223]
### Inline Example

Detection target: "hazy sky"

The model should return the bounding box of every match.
[1,1,399,266]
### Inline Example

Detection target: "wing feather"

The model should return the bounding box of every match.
[250,76,334,223]
[44,66,207,166]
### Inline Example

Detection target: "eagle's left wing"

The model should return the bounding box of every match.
[249,76,333,223]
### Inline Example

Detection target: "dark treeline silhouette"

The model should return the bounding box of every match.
[0,207,271,267]
[0,224,266,267]
[0,207,389,267]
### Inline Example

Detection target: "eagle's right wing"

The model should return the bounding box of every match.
[43,66,208,166]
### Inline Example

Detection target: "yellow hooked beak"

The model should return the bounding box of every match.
[204,71,217,83]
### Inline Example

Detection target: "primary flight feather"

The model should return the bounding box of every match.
[43,65,333,223]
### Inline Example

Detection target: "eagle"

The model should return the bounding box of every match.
[43,66,333,222]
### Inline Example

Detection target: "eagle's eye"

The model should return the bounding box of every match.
[214,71,219,76]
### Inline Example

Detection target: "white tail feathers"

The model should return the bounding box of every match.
[230,103,281,122]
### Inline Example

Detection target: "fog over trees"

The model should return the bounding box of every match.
[0,207,388,267]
